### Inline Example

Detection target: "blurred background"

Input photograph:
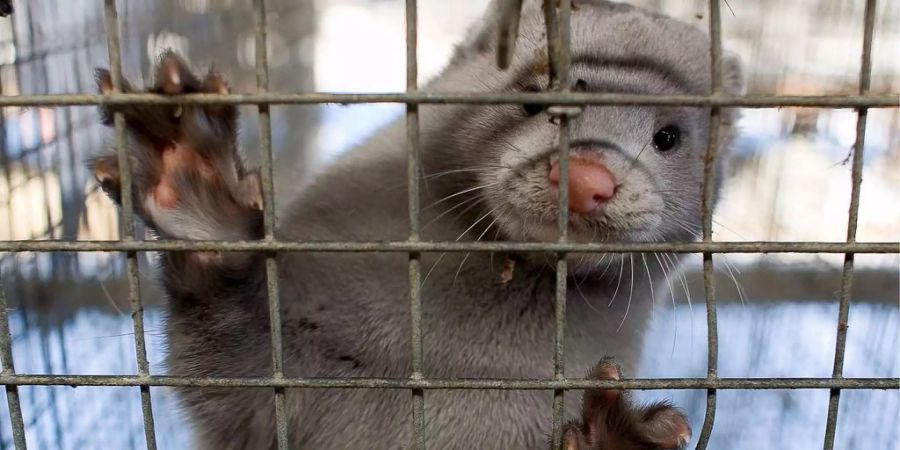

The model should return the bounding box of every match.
[0,0,897,449]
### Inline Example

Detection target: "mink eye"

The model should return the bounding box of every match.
[522,85,544,116]
[523,102,544,116]
[652,125,680,151]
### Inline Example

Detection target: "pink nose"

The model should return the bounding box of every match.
[549,158,617,214]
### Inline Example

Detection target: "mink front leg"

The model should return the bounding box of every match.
[562,357,691,450]
[91,51,266,299]
[91,52,281,449]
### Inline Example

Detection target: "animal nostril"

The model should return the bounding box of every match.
[592,184,616,203]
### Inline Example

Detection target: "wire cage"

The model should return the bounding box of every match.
[0,0,898,449]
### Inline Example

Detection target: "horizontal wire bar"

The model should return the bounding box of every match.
[0,92,896,108]
[0,240,895,253]
[0,374,895,390]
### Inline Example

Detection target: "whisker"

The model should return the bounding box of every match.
[421,252,447,289]
[641,253,655,318]
[422,195,483,230]
[456,204,504,241]
[422,165,508,180]
[621,134,655,179]
[662,252,694,352]
[607,255,625,307]
[597,251,617,278]
[573,275,603,314]
[379,164,506,193]
[420,181,498,212]
[712,218,749,240]
[616,254,635,332]
[670,218,701,237]
[653,252,679,357]
[721,255,747,306]
[454,211,504,284]
[574,226,600,270]
[98,278,126,316]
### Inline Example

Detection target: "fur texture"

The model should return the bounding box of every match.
[91,1,742,448]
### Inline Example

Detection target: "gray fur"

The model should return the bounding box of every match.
[94,1,743,448]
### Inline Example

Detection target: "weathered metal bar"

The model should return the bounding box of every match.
[547,0,573,446]
[0,92,896,108]
[0,374,895,390]
[405,0,426,448]
[0,275,27,449]
[252,0,289,448]
[496,0,524,69]
[103,0,157,448]
[823,1,878,449]
[1,240,895,253]
[696,0,723,447]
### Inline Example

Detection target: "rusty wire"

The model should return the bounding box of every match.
[405,0,425,448]
[0,374,896,390]
[0,91,895,108]
[103,0,158,448]
[822,0,881,448]
[0,0,897,449]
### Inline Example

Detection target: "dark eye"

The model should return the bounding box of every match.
[522,85,544,116]
[652,125,680,151]
[523,102,544,116]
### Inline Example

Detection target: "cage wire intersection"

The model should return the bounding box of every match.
[0,0,899,449]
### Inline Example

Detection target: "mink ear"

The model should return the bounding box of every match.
[721,51,745,95]
[451,0,544,65]
[636,403,692,449]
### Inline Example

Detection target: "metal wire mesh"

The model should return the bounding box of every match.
[0,0,898,449]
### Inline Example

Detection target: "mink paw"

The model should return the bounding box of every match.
[90,50,262,240]
[562,357,691,450]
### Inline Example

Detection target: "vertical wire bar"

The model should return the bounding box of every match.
[0,8,26,449]
[405,0,425,449]
[102,1,157,448]
[252,1,288,448]
[0,275,26,450]
[695,0,722,448]
[546,1,572,449]
[496,0,524,70]
[822,1,876,448]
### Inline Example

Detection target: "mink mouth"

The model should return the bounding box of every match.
[489,140,666,246]
[533,217,661,242]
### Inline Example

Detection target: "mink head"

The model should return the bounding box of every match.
[428,0,744,273]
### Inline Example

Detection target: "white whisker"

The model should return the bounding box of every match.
[421,182,499,212]
[662,252,694,353]
[422,195,483,230]
[607,255,625,307]
[454,211,504,284]
[721,254,747,306]
[653,252,679,357]
[616,254,635,332]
